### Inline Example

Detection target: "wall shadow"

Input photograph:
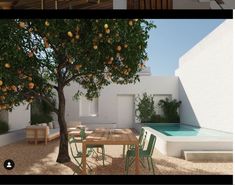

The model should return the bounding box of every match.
[178,79,200,127]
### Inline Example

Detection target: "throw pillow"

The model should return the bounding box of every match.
[48,122,54,129]
[42,123,47,127]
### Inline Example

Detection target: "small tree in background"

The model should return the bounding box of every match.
[135,92,156,123]
[0,19,155,163]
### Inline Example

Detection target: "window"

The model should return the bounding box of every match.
[79,97,98,117]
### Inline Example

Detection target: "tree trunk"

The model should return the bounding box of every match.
[56,87,70,163]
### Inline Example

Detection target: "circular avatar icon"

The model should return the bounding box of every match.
[4,159,15,170]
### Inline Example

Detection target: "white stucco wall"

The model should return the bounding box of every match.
[175,20,233,133]
[113,0,127,9]
[8,104,30,131]
[64,76,179,128]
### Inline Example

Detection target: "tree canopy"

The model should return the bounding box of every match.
[0,19,155,112]
[0,19,155,163]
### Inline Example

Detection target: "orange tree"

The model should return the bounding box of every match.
[0,19,155,163]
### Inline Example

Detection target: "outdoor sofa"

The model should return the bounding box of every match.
[26,123,60,145]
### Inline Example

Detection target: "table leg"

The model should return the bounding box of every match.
[135,143,139,174]
[82,142,87,174]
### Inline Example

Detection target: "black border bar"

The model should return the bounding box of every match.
[0,10,233,19]
[0,174,232,184]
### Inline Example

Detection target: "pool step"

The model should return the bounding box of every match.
[183,150,233,162]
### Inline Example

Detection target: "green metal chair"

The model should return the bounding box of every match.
[68,135,93,174]
[123,128,147,158]
[125,134,157,175]
[80,127,105,166]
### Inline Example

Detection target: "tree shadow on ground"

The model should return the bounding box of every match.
[0,139,73,175]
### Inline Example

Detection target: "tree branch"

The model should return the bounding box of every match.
[24,89,59,114]
[39,95,59,114]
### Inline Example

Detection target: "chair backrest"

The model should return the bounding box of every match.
[138,128,144,143]
[146,134,157,156]
[80,127,86,141]
[68,135,80,158]
[139,128,147,148]
[68,134,93,158]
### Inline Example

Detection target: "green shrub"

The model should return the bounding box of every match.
[158,98,181,123]
[31,98,55,125]
[31,114,53,125]
[149,114,164,123]
[135,93,156,123]
[31,99,56,115]
[0,121,9,134]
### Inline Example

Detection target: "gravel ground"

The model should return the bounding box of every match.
[0,139,232,175]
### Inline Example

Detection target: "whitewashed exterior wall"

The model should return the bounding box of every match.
[0,104,30,131]
[175,20,233,133]
[63,76,179,129]
[8,104,30,131]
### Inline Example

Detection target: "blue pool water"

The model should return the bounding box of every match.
[149,123,232,138]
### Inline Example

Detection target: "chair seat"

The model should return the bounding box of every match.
[74,151,92,158]
[126,148,149,157]
[125,134,156,174]
[129,144,144,150]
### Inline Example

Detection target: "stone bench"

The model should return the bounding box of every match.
[183,150,233,162]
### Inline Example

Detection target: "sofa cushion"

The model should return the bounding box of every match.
[48,128,60,140]
[48,122,54,129]
[49,128,60,135]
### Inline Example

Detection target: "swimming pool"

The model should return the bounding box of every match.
[138,123,233,158]
[149,123,232,138]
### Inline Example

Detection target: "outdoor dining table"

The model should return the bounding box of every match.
[82,128,140,174]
